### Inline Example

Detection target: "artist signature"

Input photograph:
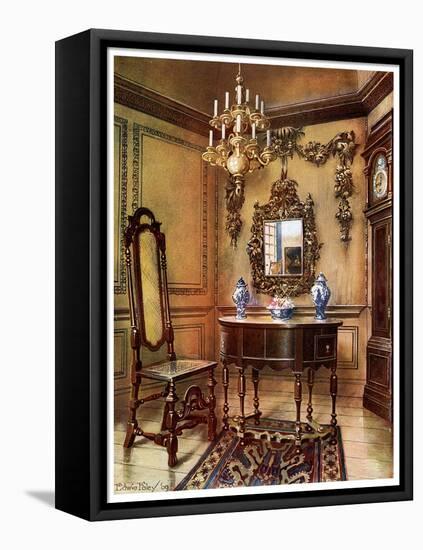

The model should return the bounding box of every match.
[114,481,170,492]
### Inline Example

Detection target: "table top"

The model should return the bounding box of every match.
[218,315,343,329]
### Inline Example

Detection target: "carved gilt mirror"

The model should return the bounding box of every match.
[247,178,322,297]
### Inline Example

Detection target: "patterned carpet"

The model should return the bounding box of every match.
[176,418,346,490]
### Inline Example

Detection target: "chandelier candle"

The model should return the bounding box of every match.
[236,114,241,133]
[201,65,277,195]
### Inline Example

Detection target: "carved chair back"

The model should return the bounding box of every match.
[124,207,176,359]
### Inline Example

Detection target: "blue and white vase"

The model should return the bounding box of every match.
[232,277,250,320]
[311,273,331,320]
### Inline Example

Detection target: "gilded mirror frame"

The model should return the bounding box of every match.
[247,177,322,297]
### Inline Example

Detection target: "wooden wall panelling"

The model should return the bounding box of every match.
[114,306,215,392]
[112,68,393,397]
[337,326,359,369]
[114,329,128,379]
[171,306,215,361]
[132,122,209,296]
[113,319,131,393]
[216,117,368,307]
[113,100,217,393]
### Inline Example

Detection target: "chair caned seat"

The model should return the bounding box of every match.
[141,358,217,382]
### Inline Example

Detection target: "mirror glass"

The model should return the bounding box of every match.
[138,230,165,346]
[264,219,303,277]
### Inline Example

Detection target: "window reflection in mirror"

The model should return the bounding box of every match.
[264,219,303,276]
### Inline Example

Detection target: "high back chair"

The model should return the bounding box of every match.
[123,207,217,467]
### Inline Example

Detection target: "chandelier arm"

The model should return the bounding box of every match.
[203,68,277,245]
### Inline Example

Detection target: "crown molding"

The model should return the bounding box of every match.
[267,72,393,128]
[114,74,210,136]
[115,71,393,135]
[359,72,394,114]
[267,91,364,128]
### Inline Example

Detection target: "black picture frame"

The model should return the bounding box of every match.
[55,28,413,521]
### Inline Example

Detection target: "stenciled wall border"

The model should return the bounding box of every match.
[114,116,128,295]
[132,122,208,295]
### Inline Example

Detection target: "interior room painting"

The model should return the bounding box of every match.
[112,54,394,495]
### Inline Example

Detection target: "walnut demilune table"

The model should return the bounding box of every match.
[218,316,343,451]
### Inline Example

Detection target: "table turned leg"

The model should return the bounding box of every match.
[238,367,246,445]
[330,365,338,444]
[306,368,314,431]
[222,359,230,431]
[294,373,302,453]
[252,368,261,426]
[207,367,217,441]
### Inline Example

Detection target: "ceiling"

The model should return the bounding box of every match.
[115,56,377,116]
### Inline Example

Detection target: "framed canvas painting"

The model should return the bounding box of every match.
[55,29,413,520]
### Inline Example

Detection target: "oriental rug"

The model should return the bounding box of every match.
[176,418,346,490]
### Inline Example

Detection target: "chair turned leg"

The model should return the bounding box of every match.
[207,367,217,441]
[124,327,142,448]
[160,382,171,432]
[124,374,140,448]
[294,373,302,454]
[252,368,261,426]
[165,380,179,467]
[330,365,338,444]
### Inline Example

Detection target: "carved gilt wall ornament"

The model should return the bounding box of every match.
[221,126,357,247]
[302,131,356,242]
[271,127,357,242]
[225,177,245,248]
[246,177,322,297]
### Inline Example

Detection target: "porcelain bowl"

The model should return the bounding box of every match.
[268,307,294,321]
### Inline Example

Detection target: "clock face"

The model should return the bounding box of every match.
[372,154,388,200]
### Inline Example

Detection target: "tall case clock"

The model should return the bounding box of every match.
[362,111,393,422]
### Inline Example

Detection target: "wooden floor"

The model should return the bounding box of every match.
[114,372,393,494]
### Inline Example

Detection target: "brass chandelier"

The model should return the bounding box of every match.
[202,65,277,187]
